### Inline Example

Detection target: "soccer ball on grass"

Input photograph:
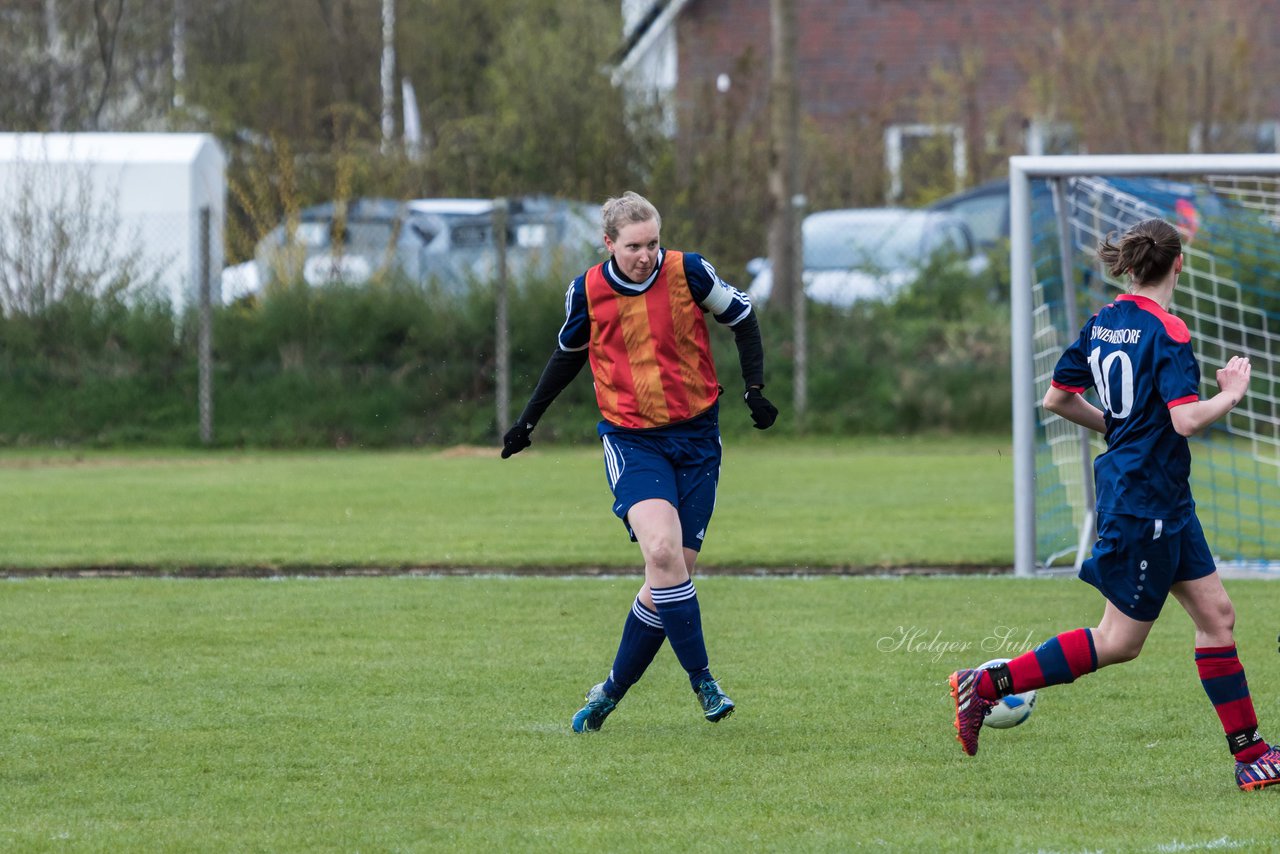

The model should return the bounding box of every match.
[979,658,1036,729]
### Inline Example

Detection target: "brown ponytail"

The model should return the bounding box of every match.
[1096,218,1182,285]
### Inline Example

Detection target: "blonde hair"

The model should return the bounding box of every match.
[1096,218,1181,286]
[601,191,661,241]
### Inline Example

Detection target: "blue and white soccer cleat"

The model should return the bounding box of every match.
[695,677,736,723]
[571,683,618,733]
[1236,745,1280,791]
[949,668,996,756]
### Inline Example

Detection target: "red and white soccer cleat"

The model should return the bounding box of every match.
[949,668,996,756]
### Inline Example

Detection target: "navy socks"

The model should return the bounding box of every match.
[602,597,666,700]
[651,580,712,689]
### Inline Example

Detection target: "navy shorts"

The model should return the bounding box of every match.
[600,431,722,552]
[1078,510,1217,622]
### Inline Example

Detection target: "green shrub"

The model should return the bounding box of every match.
[0,265,1011,447]
[739,261,1011,436]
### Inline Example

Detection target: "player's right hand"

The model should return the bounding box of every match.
[501,421,534,458]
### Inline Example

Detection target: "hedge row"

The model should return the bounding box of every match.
[0,265,1011,447]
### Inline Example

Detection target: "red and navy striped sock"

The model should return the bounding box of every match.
[1196,644,1268,763]
[977,628,1097,699]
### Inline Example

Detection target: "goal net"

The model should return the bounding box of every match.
[1010,155,1280,577]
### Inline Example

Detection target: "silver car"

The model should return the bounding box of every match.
[748,207,989,307]
[237,196,600,296]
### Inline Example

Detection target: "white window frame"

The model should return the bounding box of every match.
[883,123,965,202]
[1024,119,1080,156]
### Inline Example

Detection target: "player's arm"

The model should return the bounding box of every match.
[729,312,778,429]
[501,348,588,456]
[1044,318,1104,433]
[1168,355,1251,437]
[730,312,765,388]
[501,280,591,458]
[686,253,777,429]
[1043,384,1106,434]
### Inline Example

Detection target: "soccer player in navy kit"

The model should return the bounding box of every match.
[501,191,778,732]
[948,217,1280,790]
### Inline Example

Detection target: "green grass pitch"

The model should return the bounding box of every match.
[0,437,1014,570]
[1,440,1277,850]
[3,575,1278,851]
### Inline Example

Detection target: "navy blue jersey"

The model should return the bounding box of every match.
[1051,294,1201,517]
[555,248,753,439]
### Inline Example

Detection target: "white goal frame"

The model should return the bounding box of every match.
[1011,154,1280,577]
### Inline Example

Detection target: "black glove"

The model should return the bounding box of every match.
[744,388,778,430]
[501,421,534,458]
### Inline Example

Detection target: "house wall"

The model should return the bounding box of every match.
[662,0,1280,176]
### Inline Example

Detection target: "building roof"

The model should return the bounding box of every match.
[613,0,692,84]
[0,133,221,165]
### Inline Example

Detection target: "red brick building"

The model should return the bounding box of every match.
[617,0,1280,201]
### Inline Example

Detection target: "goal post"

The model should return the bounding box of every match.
[1011,154,1280,577]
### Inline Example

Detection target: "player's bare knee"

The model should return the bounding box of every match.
[1094,628,1146,665]
[647,565,687,590]
[1218,599,1236,630]
[644,541,687,584]
[1097,643,1143,667]
[1200,601,1236,640]
[1111,640,1144,664]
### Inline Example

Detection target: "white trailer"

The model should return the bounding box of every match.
[0,132,226,312]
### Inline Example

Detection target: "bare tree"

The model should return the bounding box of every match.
[1023,0,1268,154]
[0,160,156,315]
[0,1,184,132]
[766,0,800,313]
[91,0,127,128]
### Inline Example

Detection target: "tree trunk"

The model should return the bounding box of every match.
[767,0,800,314]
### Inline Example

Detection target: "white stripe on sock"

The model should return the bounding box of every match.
[631,598,664,629]
[650,580,695,605]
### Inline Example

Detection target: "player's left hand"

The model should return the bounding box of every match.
[1217,355,1251,407]
[744,387,778,430]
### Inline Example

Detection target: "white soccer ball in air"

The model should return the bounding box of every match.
[979,658,1036,729]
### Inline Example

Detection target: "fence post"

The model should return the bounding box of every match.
[494,198,510,439]
[198,206,214,445]
[791,192,807,432]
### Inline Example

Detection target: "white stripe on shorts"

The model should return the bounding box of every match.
[602,435,624,488]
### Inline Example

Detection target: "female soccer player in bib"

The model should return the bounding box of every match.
[948,217,1279,791]
[501,191,777,732]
